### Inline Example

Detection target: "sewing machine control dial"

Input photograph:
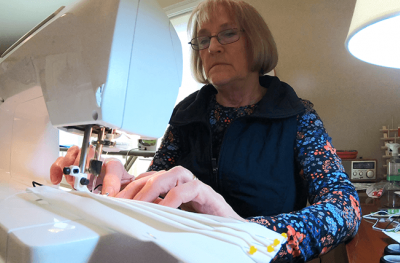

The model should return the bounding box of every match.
[366,170,374,178]
[352,169,375,179]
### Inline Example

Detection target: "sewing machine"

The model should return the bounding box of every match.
[0,0,183,191]
[0,0,286,262]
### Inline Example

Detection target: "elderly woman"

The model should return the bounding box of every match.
[51,0,361,261]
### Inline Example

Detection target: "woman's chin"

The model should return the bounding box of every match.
[208,75,235,87]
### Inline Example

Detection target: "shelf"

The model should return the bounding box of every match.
[380,129,399,132]
[381,137,400,141]
[380,127,400,180]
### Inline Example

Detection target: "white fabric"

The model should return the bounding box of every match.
[28,186,286,262]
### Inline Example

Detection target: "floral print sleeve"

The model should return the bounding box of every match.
[147,125,182,171]
[249,100,361,262]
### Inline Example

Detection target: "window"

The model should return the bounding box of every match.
[170,12,203,104]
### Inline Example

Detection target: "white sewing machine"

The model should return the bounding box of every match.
[0,0,285,262]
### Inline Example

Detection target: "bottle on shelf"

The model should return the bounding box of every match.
[384,143,400,207]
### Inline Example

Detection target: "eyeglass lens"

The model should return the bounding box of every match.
[190,28,241,50]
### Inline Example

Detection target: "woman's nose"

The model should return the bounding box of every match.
[208,37,223,53]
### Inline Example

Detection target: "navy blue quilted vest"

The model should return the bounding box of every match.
[169,76,307,218]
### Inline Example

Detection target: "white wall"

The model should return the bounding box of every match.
[250,0,400,179]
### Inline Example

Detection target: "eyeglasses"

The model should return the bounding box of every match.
[188,28,244,50]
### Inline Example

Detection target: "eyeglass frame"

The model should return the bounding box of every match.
[188,28,245,51]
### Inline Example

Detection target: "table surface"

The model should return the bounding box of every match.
[346,192,397,263]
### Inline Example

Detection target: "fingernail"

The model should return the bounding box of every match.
[103,187,115,197]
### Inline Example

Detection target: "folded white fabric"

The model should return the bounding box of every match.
[27,186,286,263]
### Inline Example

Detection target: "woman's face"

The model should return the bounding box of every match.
[198,7,252,87]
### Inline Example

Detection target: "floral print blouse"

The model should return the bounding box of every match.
[148,96,361,262]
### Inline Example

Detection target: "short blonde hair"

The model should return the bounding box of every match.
[188,0,278,84]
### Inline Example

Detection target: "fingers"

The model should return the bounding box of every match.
[158,180,200,208]
[66,145,95,188]
[50,145,129,195]
[64,145,80,167]
[160,181,243,220]
[50,157,65,185]
[108,165,243,220]
[135,171,158,180]
[50,146,80,186]
[115,171,160,199]
[114,166,193,205]
[133,166,193,202]
[65,146,81,186]
[119,170,156,191]
[73,145,95,173]
[116,175,152,199]
[101,159,126,197]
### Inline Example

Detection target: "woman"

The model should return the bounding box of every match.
[51,0,361,261]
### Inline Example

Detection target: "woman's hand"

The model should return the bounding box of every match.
[116,166,244,220]
[50,146,134,196]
